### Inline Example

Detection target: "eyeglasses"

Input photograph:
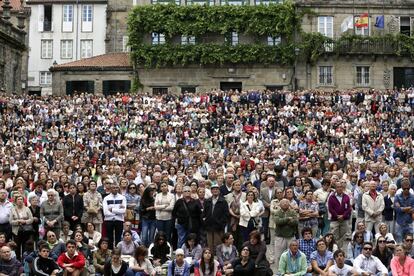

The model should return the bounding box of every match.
[129,187,136,189]
[403,188,410,190]
[378,240,386,243]
[406,239,414,242]
[363,247,373,251]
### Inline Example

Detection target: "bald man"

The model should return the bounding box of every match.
[0,246,24,276]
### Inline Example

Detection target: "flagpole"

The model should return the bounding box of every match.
[353,0,355,34]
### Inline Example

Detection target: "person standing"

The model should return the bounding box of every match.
[273,198,298,271]
[362,181,385,234]
[172,186,202,248]
[81,180,103,233]
[203,183,229,251]
[103,183,126,249]
[0,190,12,242]
[154,182,175,242]
[140,186,157,247]
[40,189,64,237]
[259,175,276,244]
[10,194,33,260]
[62,184,83,230]
[328,181,352,250]
[394,178,414,242]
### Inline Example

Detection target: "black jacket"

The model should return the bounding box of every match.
[383,195,395,221]
[33,256,62,276]
[172,198,202,232]
[203,196,229,231]
[63,194,83,221]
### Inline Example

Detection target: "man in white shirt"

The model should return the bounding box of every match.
[353,242,388,276]
[103,183,126,249]
[328,249,356,276]
[0,190,12,241]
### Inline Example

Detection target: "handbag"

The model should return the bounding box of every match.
[247,205,259,229]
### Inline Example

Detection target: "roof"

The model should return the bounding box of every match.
[26,0,106,3]
[51,52,133,72]
[0,0,22,11]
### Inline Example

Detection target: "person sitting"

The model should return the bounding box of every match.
[167,249,191,276]
[148,231,172,266]
[116,230,137,262]
[194,248,221,276]
[103,248,129,276]
[126,245,156,276]
[390,245,414,276]
[59,221,73,244]
[33,244,63,276]
[46,231,66,261]
[181,233,202,268]
[278,240,307,276]
[310,239,334,275]
[242,230,269,275]
[0,245,24,276]
[298,227,316,271]
[93,238,111,276]
[215,232,238,268]
[121,221,142,246]
[373,237,393,270]
[353,242,388,276]
[57,239,86,276]
[323,233,338,254]
[224,246,255,276]
[351,221,373,243]
[84,222,102,249]
[328,249,357,276]
[374,223,395,250]
[347,232,364,262]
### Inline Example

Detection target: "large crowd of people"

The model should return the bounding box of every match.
[0,88,413,275]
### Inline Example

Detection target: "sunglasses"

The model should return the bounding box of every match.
[406,239,414,242]
[378,240,386,243]
[363,247,372,251]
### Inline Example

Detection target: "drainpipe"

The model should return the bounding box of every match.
[76,0,79,59]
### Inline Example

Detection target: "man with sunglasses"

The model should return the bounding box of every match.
[403,233,414,257]
[394,179,414,242]
[353,242,388,276]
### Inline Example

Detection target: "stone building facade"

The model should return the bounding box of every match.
[0,0,26,93]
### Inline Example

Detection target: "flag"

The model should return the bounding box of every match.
[375,15,384,28]
[355,13,369,28]
[341,16,354,33]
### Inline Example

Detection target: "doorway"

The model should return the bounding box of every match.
[394,67,414,89]
[66,81,94,95]
[220,82,242,92]
[102,80,131,96]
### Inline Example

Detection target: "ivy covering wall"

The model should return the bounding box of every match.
[127,2,300,67]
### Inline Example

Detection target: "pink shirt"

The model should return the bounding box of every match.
[391,255,414,276]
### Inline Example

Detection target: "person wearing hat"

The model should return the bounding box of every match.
[203,183,229,251]
[167,249,190,276]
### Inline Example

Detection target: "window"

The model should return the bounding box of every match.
[319,66,333,85]
[152,33,166,45]
[80,40,93,58]
[220,0,244,5]
[122,36,130,52]
[40,72,52,85]
[60,40,73,59]
[255,0,283,4]
[152,0,180,4]
[63,5,73,22]
[356,66,370,86]
[400,17,411,36]
[355,16,369,36]
[226,32,239,46]
[318,16,333,51]
[181,35,196,45]
[186,0,214,5]
[153,87,168,95]
[43,5,52,31]
[181,86,196,93]
[267,36,281,46]
[82,5,92,22]
[41,40,53,59]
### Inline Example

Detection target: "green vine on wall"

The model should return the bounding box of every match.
[131,43,296,68]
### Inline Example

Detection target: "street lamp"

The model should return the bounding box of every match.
[293,47,300,91]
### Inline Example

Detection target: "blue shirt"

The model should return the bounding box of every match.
[395,193,414,225]
[310,250,333,267]
[299,238,316,265]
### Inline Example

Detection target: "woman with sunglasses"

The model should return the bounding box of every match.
[373,237,393,270]
[347,232,364,261]
[125,183,141,223]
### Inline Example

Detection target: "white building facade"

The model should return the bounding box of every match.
[26,0,107,95]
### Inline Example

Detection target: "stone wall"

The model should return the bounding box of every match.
[52,70,134,95]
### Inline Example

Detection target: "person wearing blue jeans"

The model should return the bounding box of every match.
[139,187,157,246]
[175,223,188,249]
[394,179,414,243]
